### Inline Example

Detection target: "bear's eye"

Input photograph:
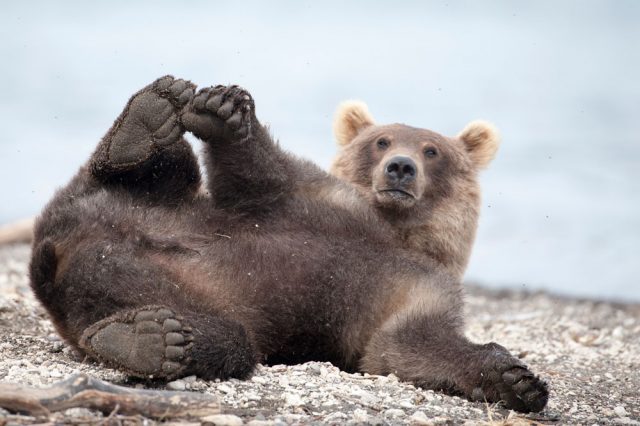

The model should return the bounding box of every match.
[377,138,390,149]
[424,147,438,158]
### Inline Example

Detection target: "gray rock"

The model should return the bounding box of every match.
[167,379,186,391]
[201,414,243,426]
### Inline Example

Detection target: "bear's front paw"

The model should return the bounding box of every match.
[470,342,548,413]
[182,85,256,142]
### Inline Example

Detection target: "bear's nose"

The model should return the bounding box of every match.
[385,156,416,183]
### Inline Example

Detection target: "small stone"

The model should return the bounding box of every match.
[409,411,430,425]
[384,408,405,418]
[352,408,369,423]
[423,391,436,402]
[167,380,186,391]
[278,376,289,387]
[284,393,304,407]
[307,364,322,375]
[246,391,262,401]
[612,326,625,338]
[50,342,64,353]
[202,414,244,426]
[399,399,415,409]
[614,405,628,417]
[46,333,61,341]
[217,384,234,394]
[63,407,95,417]
[251,375,267,384]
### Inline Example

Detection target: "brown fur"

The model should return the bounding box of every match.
[330,103,500,280]
[29,77,547,412]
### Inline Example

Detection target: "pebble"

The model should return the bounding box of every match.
[245,391,262,401]
[351,408,369,423]
[384,408,406,418]
[201,414,243,426]
[217,384,234,394]
[614,405,629,417]
[399,399,415,409]
[409,411,430,425]
[284,392,304,407]
[50,369,63,378]
[251,375,267,384]
[167,379,186,391]
[324,412,347,423]
[63,408,96,417]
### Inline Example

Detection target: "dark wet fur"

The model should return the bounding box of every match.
[30,77,548,412]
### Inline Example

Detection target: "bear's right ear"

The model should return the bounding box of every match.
[333,101,375,146]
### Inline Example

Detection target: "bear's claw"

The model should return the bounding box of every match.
[471,343,549,413]
[79,306,194,379]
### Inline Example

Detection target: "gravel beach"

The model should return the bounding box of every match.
[0,243,638,425]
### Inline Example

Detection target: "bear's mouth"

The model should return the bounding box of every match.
[378,189,416,200]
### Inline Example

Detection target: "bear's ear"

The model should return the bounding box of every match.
[333,100,375,146]
[457,120,501,169]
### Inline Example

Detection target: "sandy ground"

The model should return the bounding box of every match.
[0,243,638,425]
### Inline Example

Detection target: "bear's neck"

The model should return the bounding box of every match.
[376,187,480,281]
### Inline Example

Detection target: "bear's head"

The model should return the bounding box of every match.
[330,101,500,279]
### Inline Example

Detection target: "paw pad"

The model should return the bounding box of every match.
[105,76,196,167]
[185,85,256,140]
[80,306,194,379]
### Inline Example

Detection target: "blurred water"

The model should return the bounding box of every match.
[1,1,638,301]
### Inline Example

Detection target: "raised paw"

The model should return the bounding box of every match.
[182,85,256,142]
[470,343,549,413]
[79,306,194,379]
[102,75,196,168]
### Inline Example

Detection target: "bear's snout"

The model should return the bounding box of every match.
[384,156,416,184]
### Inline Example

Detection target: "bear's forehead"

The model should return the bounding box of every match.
[362,123,451,146]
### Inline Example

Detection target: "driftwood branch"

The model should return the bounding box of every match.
[0,373,219,419]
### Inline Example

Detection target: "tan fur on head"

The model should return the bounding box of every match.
[457,120,500,169]
[333,100,375,146]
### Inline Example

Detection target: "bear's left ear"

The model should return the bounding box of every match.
[457,120,501,169]
[333,100,375,146]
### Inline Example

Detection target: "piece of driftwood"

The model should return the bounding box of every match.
[0,373,219,419]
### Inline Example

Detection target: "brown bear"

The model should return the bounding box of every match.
[331,101,499,280]
[29,76,547,413]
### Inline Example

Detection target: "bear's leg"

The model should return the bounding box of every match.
[89,75,201,203]
[31,240,256,381]
[79,306,256,380]
[182,85,299,212]
[361,311,549,413]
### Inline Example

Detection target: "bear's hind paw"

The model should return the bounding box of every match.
[79,305,194,379]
